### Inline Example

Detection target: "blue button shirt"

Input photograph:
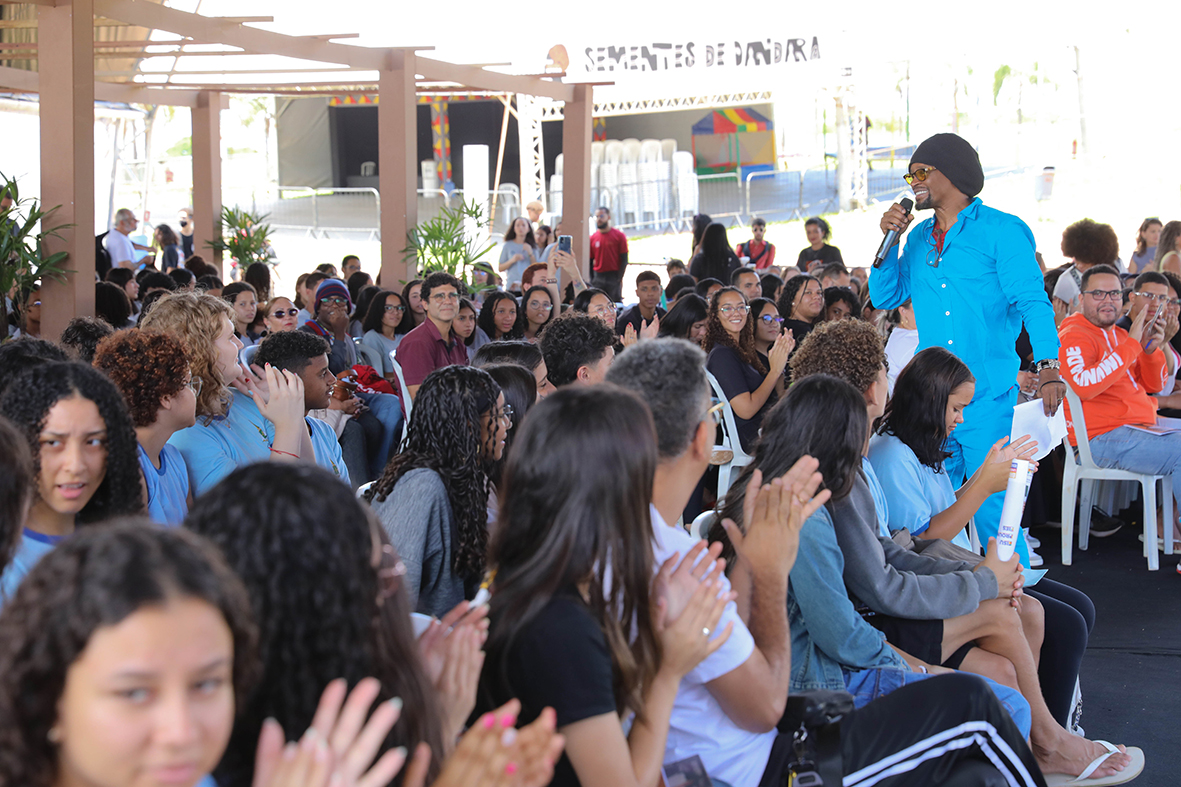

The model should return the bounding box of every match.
[138,443,190,526]
[868,198,1059,400]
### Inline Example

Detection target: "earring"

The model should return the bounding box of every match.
[47,727,62,743]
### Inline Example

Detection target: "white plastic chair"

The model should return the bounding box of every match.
[360,161,377,177]
[352,339,382,370]
[240,343,260,367]
[356,480,374,499]
[1060,385,1174,570]
[704,370,755,506]
[389,351,412,444]
[691,510,716,540]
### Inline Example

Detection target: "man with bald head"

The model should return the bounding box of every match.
[869,133,1063,569]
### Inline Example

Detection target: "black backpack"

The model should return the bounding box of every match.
[95,232,112,280]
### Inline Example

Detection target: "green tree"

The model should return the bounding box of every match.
[0,173,72,336]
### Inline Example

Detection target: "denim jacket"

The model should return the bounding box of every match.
[788,506,906,693]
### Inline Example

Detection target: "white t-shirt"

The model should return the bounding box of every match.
[650,507,774,787]
[884,327,919,394]
[1052,267,1083,313]
[103,229,136,267]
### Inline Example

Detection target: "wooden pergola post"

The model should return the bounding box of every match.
[38,0,96,341]
[192,90,223,272]
[558,84,593,280]
[378,49,417,289]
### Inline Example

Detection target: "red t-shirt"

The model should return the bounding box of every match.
[589,228,628,273]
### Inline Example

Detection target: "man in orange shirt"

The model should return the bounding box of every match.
[1059,265,1181,552]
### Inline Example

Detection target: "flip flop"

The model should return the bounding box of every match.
[1044,741,1145,786]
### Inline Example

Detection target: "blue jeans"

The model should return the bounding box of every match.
[944,386,1033,567]
[843,667,1032,739]
[356,390,403,480]
[1088,424,1181,505]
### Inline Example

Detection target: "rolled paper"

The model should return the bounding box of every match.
[996,459,1031,562]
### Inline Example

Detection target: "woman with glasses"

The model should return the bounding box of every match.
[360,289,411,380]
[93,331,198,526]
[702,287,793,454]
[261,295,299,333]
[521,285,555,342]
[571,287,616,327]
[364,366,508,617]
[748,297,784,371]
[479,291,524,341]
[0,362,143,601]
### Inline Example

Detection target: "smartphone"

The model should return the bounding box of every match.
[558,235,572,255]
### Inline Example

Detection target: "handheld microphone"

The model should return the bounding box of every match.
[873,198,913,268]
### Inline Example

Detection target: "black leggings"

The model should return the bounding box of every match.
[1026,577,1095,727]
[760,673,1047,787]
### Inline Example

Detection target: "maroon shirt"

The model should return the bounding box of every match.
[589,228,628,273]
[397,318,469,389]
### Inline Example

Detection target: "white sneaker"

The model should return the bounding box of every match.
[1029,549,1044,567]
[1025,532,1041,548]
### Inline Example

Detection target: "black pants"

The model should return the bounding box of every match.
[1026,578,1095,727]
[760,674,1046,787]
[591,266,625,302]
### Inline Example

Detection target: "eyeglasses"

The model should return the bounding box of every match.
[759,314,784,325]
[186,376,203,396]
[322,297,349,307]
[1081,289,1123,302]
[430,292,460,302]
[591,305,617,317]
[903,166,938,185]
[384,304,406,313]
[718,304,749,316]
[271,308,299,318]
[500,403,515,426]
[528,300,554,311]
[704,398,724,426]
[1133,292,1169,303]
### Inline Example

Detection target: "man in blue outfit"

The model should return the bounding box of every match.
[869,133,1066,569]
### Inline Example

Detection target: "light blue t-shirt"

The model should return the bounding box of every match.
[498,240,536,286]
[138,443,190,526]
[306,417,350,485]
[866,432,974,551]
[0,529,64,604]
[860,456,891,539]
[168,389,273,498]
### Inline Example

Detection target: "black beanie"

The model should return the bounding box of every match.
[910,133,985,198]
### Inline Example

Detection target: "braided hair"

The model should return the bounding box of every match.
[365,365,501,586]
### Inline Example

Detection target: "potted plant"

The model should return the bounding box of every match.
[0,173,72,339]
[206,206,275,277]
[403,199,496,292]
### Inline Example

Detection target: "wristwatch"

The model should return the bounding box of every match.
[1032,358,1061,374]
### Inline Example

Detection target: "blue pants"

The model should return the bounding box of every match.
[1089,424,1181,504]
[356,390,402,480]
[944,386,1033,568]
[844,667,1032,739]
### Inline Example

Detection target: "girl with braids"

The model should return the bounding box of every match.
[0,362,143,601]
[0,521,495,787]
[702,286,793,454]
[476,385,732,787]
[364,365,509,616]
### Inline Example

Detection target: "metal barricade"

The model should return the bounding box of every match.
[696,173,743,221]
[746,170,806,221]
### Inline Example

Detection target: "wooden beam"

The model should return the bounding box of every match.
[99,66,358,77]
[558,84,593,279]
[39,0,96,337]
[94,0,389,68]
[0,65,213,106]
[416,55,573,102]
[378,49,416,289]
[191,90,222,272]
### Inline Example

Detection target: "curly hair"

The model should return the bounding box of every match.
[253,330,330,376]
[701,286,765,373]
[59,317,115,363]
[606,338,710,460]
[478,291,524,340]
[778,274,820,322]
[92,331,190,427]
[1061,218,1119,268]
[0,521,259,787]
[538,312,616,387]
[823,286,862,320]
[0,416,32,577]
[789,318,885,392]
[187,464,446,787]
[0,338,68,399]
[0,362,143,523]
[140,291,236,421]
[365,366,500,586]
[805,215,832,241]
[878,347,975,471]
[420,271,464,302]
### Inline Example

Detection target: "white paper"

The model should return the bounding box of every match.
[1010,399,1068,460]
